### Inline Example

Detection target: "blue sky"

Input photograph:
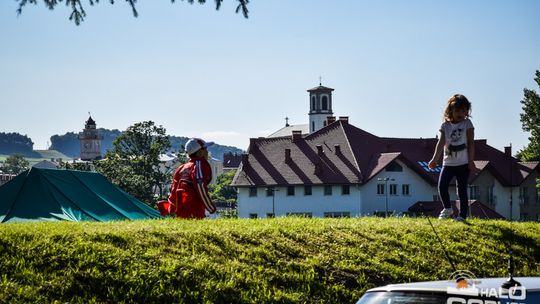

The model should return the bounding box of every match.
[1,1,539,154]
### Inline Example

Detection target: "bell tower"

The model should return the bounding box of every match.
[307,82,334,133]
[79,115,103,161]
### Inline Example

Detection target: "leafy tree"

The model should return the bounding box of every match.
[517,70,540,162]
[209,169,237,204]
[59,161,94,171]
[16,0,250,26]
[94,121,171,206]
[2,154,30,175]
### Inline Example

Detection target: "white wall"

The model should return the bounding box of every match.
[309,113,328,133]
[488,178,519,220]
[361,160,436,215]
[237,185,362,218]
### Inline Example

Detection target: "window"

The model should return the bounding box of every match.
[324,212,350,218]
[469,185,479,200]
[249,213,258,219]
[519,187,529,205]
[402,184,410,196]
[304,185,312,196]
[311,96,316,110]
[487,186,494,204]
[266,187,274,197]
[385,161,403,172]
[377,183,385,195]
[324,185,332,196]
[249,187,257,197]
[312,121,315,131]
[287,186,295,196]
[389,184,397,195]
[321,95,328,110]
[342,185,350,195]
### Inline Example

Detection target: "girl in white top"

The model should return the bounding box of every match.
[428,94,476,221]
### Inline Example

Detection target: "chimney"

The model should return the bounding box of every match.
[285,148,291,161]
[292,130,302,142]
[504,146,512,157]
[314,162,323,175]
[326,116,336,125]
[241,153,249,166]
[338,116,349,123]
[334,144,341,155]
[316,145,324,155]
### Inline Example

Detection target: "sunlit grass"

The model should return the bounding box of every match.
[1,217,539,303]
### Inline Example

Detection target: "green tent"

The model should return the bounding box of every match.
[0,167,161,223]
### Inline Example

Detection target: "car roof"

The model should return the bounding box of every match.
[367,277,540,293]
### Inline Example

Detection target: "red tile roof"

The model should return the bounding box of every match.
[408,200,506,219]
[232,120,539,187]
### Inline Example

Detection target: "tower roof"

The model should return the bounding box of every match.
[86,116,96,125]
[307,85,334,92]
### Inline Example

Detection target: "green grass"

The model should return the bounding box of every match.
[0,217,539,303]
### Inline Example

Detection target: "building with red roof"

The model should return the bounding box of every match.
[232,85,540,220]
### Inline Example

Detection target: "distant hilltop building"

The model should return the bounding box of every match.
[79,115,103,161]
[223,152,242,172]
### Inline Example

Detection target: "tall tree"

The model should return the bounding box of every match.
[16,0,249,25]
[95,121,171,206]
[517,70,540,162]
[2,154,30,175]
[209,169,237,204]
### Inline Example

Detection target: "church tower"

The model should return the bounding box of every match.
[79,115,103,161]
[308,83,334,133]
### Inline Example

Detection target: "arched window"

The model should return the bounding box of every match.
[322,95,328,110]
[311,95,316,110]
[312,121,315,132]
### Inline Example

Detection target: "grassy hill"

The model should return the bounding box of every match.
[0,150,72,168]
[0,217,539,303]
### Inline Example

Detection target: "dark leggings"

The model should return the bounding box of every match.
[438,164,470,218]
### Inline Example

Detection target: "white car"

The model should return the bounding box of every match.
[356,277,540,304]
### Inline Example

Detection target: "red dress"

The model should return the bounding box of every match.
[159,157,216,219]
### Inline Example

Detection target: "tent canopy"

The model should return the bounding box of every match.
[0,167,161,223]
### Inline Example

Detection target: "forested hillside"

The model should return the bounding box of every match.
[0,132,39,157]
[50,130,243,160]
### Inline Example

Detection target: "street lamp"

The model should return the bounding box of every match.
[378,177,395,217]
[266,187,279,217]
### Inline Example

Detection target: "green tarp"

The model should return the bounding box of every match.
[0,167,161,223]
